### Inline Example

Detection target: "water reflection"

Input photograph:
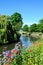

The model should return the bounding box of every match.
[20,35,32,48]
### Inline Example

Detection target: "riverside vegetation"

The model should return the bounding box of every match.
[0,38,43,65]
[11,18,43,65]
[0,12,43,65]
[0,12,23,44]
[11,38,43,65]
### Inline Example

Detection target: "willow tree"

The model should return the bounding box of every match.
[0,15,10,43]
[0,12,23,44]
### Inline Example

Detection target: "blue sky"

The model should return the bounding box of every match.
[0,0,43,26]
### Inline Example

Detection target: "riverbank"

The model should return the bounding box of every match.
[30,32,42,38]
[23,32,43,39]
[1,38,42,65]
[0,35,43,65]
[11,38,43,65]
[20,31,43,38]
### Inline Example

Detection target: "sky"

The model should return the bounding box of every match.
[0,0,43,26]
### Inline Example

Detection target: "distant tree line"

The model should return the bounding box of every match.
[22,19,43,33]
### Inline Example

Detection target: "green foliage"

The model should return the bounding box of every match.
[22,25,29,32]
[30,23,37,32]
[0,15,10,29]
[29,19,43,32]
[6,21,15,43]
[37,24,43,32]
[11,43,43,65]
[29,23,43,32]
[13,21,23,31]
[39,18,43,24]
[14,34,17,41]
[0,15,9,43]
[0,12,22,44]
[11,12,23,31]
[11,12,22,22]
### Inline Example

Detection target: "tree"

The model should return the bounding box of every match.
[30,23,37,32]
[6,21,15,43]
[0,12,23,44]
[38,19,43,32]
[0,15,10,43]
[11,12,23,31]
[37,24,43,32]
[0,15,10,29]
[22,25,29,32]
[39,19,43,24]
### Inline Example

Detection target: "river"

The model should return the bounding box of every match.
[0,35,32,54]
[20,35,32,48]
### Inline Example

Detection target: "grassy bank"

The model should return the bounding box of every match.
[11,38,43,65]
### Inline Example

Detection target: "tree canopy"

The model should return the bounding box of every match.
[0,12,23,44]
[11,12,23,31]
[29,19,43,32]
[22,25,29,32]
[30,24,37,32]
[39,19,43,24]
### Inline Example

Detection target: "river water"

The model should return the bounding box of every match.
[0,35,32,54]
[20,35,32,48]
